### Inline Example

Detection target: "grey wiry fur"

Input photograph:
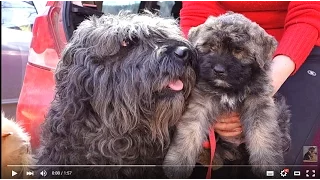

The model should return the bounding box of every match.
[36,12,197,178]
[164,12,291,178]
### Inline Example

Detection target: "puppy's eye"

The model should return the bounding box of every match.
[233,47,244,54]
[196,43,210,53]
[209,43,219,52]
[210,45,218,51]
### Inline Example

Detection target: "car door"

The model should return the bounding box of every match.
[1,1,38,119]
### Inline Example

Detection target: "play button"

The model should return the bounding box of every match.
[12,170,17,177]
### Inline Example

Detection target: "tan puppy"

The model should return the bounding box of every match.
[1,113,33,179]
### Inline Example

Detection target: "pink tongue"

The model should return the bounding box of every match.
[168,80,184,91]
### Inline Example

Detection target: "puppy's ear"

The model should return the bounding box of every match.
[188,26,201,45]
[203,16,218,27]
[188,16,217,45]
[255,32,278,70]
[205,16,217,23]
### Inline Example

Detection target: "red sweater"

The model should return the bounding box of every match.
[180,1,320,74]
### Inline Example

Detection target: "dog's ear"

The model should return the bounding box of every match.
[67,15,140,59]
[254,30,278,70]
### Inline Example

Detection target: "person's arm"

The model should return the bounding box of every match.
[180,1,226,37]
[270,55,295,94]
[271,1,320,93]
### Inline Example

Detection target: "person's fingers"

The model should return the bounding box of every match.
[232,128,242,132]
[214,122,242,131]
[213,112,242,137]
[220,112,239,118]
[218,113,240,123]
[219,116,240,123]
[215,129,242,137]
[228,112,240,117]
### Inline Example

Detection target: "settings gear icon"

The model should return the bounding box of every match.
[280,169,289,177]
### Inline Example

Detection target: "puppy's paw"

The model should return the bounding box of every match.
[163,165,193,179]
[250,155,282,178]
[163,152,195,178]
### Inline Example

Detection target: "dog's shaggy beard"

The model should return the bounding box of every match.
[36,12,197,178]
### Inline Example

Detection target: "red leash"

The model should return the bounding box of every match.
[202,127,216,179]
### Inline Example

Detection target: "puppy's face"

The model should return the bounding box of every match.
[309,147,317,156]
[189,12,277,92]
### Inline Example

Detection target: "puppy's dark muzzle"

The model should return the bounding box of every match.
[213,64,227,76]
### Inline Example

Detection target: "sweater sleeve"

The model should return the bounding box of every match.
[180,1,226,37]
[273,1,320,74]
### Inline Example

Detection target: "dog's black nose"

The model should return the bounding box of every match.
[174,46,190,60]
[213,64,226,74]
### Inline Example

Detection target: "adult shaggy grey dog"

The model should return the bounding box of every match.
[36,12,197,178]
[163,12,291,178]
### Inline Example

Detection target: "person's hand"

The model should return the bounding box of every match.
[214,112,242,137]
[270,55,295,95]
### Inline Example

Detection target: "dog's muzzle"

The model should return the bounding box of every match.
[174,46,190,61]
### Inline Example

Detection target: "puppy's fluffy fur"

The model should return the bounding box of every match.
[164,12,291,178]
[1,113,33,179]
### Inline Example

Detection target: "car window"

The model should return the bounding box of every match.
[1,1,38,32]
[157,1,175,18]
[102,1,141,15]
[101,1,176,18]
[32,1,47,15]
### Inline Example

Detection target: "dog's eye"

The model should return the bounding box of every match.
[121,39,129,47]
[121,39,133,47]
[121,37,138,47]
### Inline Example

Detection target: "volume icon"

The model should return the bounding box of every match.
[40,170,47,177]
